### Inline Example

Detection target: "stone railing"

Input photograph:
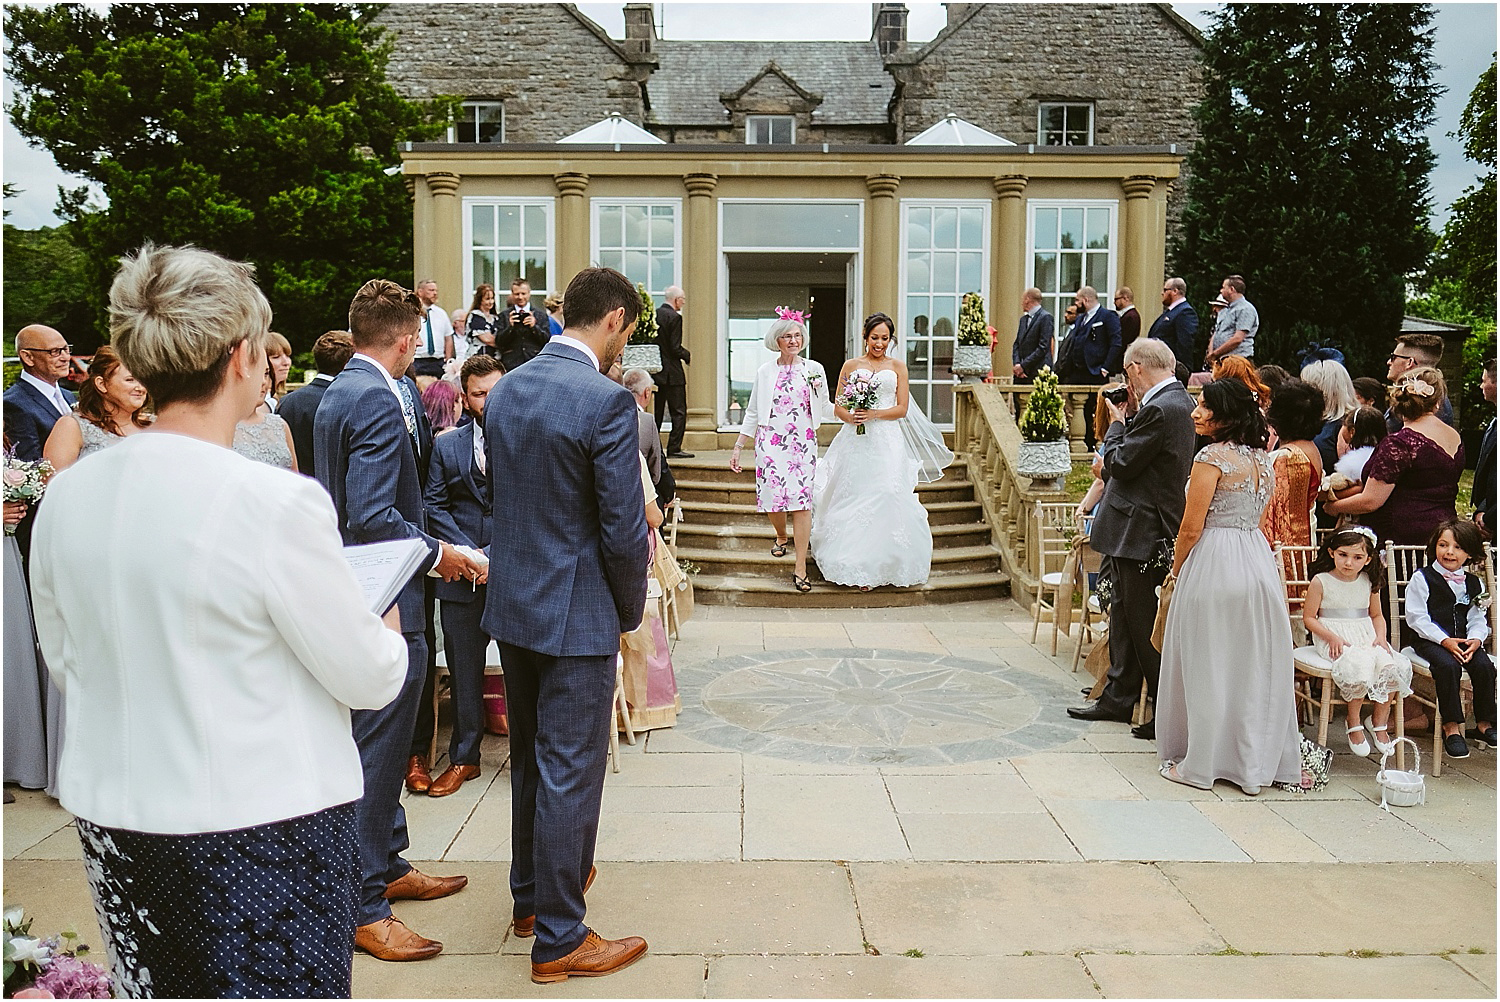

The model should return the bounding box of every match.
[984,382,1114,461]
[952,383,1072,605]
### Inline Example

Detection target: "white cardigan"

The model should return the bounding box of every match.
[738,357,835,438]
[31,432,408,834]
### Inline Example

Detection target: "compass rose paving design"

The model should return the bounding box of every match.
[674,648,1088,766]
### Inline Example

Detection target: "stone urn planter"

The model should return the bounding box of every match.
[1015,439,1071,491]
[622,343,662,373]
[951,344,992,377]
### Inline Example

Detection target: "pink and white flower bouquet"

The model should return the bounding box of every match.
[837,371,880,434]
[3,457,52,536]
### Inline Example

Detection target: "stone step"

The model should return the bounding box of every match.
[688,569,1010,608]
[676,543,1003,578]
[665,451,969,487]
[674,520,993,552]
[675,478,978,506]
[676,498,985,528]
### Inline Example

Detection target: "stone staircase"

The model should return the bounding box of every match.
[669,451,1009,607]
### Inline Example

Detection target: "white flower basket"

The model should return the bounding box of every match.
[622,343,662,374]
[1376,737,1425,810]
[952,344,992,376]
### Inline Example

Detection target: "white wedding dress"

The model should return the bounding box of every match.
[810,368,948,588]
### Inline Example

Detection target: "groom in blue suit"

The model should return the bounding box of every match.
[484,267,650,984]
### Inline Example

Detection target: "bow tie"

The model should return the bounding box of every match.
[1437,565,1467,585]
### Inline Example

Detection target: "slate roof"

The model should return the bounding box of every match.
[647,41,893,126]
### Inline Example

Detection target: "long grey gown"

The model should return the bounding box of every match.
[4,533,52,789]
[1155,442,1303,791]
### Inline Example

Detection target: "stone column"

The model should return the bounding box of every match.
[682,173,719,450]
[411,174,433,289]
[553,172,590,292]
[426,171,462,304]
[864,174,900,320]
[992,175,1028,378]
[1120,175,1157,327]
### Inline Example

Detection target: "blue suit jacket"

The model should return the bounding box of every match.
[313,356,437,629]
[4,380,76,460]
[1059,307,1123,383]
[422,423,490,604]
[1012,308,1054,379]
[1145,301,1199,372]
[482,340,648,657]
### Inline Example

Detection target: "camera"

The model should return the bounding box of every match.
[1102,386,1130,405]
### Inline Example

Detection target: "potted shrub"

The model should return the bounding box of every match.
[621,283,663,373]
[1015,365,1072,489]
[952,291,993,376]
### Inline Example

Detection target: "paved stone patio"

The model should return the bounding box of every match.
[4,598,1495,997]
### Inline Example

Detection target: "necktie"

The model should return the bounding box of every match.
[396,380,418,439]
[54,386,69,414]
[424,311,435,356]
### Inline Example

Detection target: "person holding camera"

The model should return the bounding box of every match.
[496,278,552,373]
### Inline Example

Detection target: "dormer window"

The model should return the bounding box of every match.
[1037,103,1093,146]
[449,101,504,143]
[746,115,795,144]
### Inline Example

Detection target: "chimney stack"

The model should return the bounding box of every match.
[871,3,908,56]
[945,3,975,27]
[623,3,657,58]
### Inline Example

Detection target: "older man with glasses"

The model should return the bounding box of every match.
[5,325,77,461]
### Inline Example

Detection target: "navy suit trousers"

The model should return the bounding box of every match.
[500,643,615,963]
[440,590,489,766]
[1098,556,1165,715]
[351,629,427,925]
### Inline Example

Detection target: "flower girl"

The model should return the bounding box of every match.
[1302,526,1413,757]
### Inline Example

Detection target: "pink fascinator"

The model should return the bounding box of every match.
[775,306,807,326]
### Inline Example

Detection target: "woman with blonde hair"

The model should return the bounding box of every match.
[42,346,151,473]
[266,330,293,406]
[1300,356,1358,471]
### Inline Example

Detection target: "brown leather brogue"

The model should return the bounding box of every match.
[383,866,469,901]
[405,755,431,794]
[530,930,647,984]
[354,916,443,962]
[427,763,481,797]
[513,865,597,938]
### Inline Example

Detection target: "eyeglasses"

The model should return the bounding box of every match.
[20,344,72,358]
[1388,353,1415,363]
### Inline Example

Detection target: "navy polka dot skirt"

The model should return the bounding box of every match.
[76,802,359,999]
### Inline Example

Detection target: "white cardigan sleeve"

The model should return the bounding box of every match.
[739,361,770,438]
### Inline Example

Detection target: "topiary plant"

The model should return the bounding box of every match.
[957,291,989,346]
[1018,365,1067,442]
[629,283,658,344]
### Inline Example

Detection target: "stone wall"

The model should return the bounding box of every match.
[657,123,893,145]
[374,4,647,142]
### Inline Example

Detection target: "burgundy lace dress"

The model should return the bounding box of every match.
[1359,428,1464,546]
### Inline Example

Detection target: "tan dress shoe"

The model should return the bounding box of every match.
[405,755,431,794]
[354,916,443,962]
[427,763,481,797]
[383,867,469,900]
[513,865,597,937]
[531,930,647,984]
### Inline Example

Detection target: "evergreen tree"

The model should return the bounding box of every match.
[5,3,450,352]
[1422,56,1496,321]
[1174,4,1440,376]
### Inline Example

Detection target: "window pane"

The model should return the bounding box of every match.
[456,117,477,143]
[599,204,622,247]
[624,204,649,244]
[1034,208,1057,249]
[931,295,957,337]
[1060,252,1082,293]
[771,117,793,143]
[497,257,521,285]
[649,211,675,246]
[599,250,622,272]
[1033,252,1057,293]
[1085,252,1109,290]
[471,204,493,246]
[1065,129,1088,146]
[1085,208,1109,249]
[472,249,495,288]
[498,205,521,248]
[907,298,928,335]
[906,253,931,293]
[477,113,502,143]
[932,206,958,249]
[748,118,767,143]
[907,205,932,248]
[932,251,957,293]
[959,251,983,295]
[651,204,672,218]
[1059,208,1083,250]
[958,206,983,249]
[623,249,650,287]
[722,202,860,248]
[524,205,546,248]
[650,251,674,293]
[525,258,546,291]
[929,380,954,425]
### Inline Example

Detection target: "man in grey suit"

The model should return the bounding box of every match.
[622,366,663,487]
[1068,338,1195,738]
[1010,287,1054,383]
[315,279,479,962]
[484,267,650,984]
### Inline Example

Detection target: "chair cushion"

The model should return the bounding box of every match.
[1087,595,1102,614]
[1041,571,1065,587]
[1401,646,1431,671]
[1292,646,1333,673]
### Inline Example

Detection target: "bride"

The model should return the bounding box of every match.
[811,312,952,590]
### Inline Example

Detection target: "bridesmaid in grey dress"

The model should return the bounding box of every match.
[42,346,150,473]
[4,485,49,792]
[233,365,297,470]
[1156,379,1303,796]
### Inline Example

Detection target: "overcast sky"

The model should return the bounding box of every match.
[3,2,1494,230]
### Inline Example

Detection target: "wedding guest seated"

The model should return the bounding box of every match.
[277,330,354,475]
[422,378,461,436]
[1212,355,1271,411]
[234,360,297,470]
[622,367,663,488]
[1352,376,1387,412]
[30,243,409,998]
[1322,405,1387,501]
[42,346,151,473]
[1300,356,1358,473]
[1256,364,1293,396]
[619,451,680,732]
[1262,379,1325,549]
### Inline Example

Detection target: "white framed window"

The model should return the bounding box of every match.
[463,198,554,311]
[1026,200,1118,340]
[449,101,504,143]
[1037,102,1093,146]
[590,199,682,301]
[900,199,990,427]
[745,115,795,144]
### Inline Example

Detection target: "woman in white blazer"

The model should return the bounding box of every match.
[728,309,833,593]
[30,245,408,1000]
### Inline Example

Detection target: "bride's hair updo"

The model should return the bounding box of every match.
[862,312,897,345]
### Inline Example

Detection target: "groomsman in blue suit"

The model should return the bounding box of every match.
[485,266,650,984]
[422,353,504,798]
[315,279,479,963]
[1145,277,1199,373]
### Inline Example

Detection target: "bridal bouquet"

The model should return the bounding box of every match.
[838,371,880,435]
[3,457,51,536]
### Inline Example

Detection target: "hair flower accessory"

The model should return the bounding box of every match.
[1346,525,1378,544]
[1401,377,1436,398]
[775,306,807,326]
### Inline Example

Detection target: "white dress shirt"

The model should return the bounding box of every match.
[1139,375,1178,408]
[20,370,71,415]
[30,432,408,834]
[551,334,600,372]
[417,304,453,359]
[1405,568,1491,645]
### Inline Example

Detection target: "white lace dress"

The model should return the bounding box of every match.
[1311,572,1413,703]
[810,369,933,588]
[1155,442,1304,790]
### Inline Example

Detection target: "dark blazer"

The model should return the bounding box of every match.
[1474,416,1496,533]
[422,423,490,604]
[1089,381,1197,561]
[274,375,333,476]
[314,356,437,629]
[1119,305,1140,346]
[4,379,76,460]
[1012,308,1054,379]
[653,302,689,386]
[1057,307,1122,384]
[1146,300,1199,372]
[483,340,648,657]
[495,305,550,372]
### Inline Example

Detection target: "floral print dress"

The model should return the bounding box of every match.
[755,363,819,512]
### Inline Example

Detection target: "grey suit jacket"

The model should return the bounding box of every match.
[482,340,649,657]
[637,407,662,484]
[1088,381,1196,562]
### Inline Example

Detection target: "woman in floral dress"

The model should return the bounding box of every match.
[730,309,833,593]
